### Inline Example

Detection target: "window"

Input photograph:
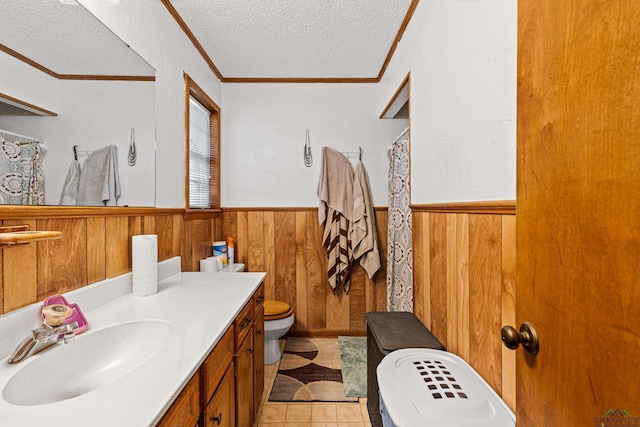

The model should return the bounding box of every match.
[185,74,220,211]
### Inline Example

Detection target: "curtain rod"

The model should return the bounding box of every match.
[0,128,44,144]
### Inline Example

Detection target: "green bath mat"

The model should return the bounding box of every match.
[338,336,367,398]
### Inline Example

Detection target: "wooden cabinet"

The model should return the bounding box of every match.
[252,282,265,411]
[233,282,265,427]
[157,371,201,427]
[201,328,235,405]
[234,301,253,350]
[253,306,265,411]
[202,365,235,427]
[235,327,254,427]
[157,284,264,427]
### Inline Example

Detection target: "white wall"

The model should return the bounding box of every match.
[79,0,222,207]
[221,83,408,207]
[380,0,517,204]
[0,51,58,115]
[82,0,516,207]
[0,79,155,206]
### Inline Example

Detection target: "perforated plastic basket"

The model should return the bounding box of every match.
[377,348,515,427]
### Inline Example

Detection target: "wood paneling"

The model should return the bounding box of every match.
[105,216,128,278]
[274,211,296,309]
[0,211,218,316]
[429,213,447,346]
[468,215,503,394]
[222,208,389,335]
[181,217,219,272]
[305,210,327,331]
[0,204,517,413]
[3,219,37,312]
[155,215,173,261]
[37,218,88,298]
[413,209,516,411]
[294,211,308,332]
[87,217,106,283]
[374,210,389,311]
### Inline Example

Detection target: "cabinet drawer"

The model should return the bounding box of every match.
[202,326,235,405]
[253,282,265,318]
[234,301,253,350]
[157,371,200,427]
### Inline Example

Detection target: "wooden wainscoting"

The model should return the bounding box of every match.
[412,202,516,412]
[0,208,221,315]
[221,208,389,335]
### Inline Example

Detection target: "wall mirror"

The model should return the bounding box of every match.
[0,0,156,207]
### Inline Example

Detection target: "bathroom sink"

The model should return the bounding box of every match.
[3,320,174,406]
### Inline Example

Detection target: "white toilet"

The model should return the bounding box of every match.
[263,300,295,364]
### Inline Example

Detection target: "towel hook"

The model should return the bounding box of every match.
[304,129,313,167]
[73,145,78,161]
[128,128,137,166]
[359,146,363,161]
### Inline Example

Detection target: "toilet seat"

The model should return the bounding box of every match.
[264,300,294,321]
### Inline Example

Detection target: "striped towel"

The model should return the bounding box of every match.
[322,208,353,293]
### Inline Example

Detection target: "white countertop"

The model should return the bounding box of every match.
[0,259,265,427]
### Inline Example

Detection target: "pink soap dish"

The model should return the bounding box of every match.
[41,295,89,335]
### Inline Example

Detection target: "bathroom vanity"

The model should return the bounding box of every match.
[0,257,265,426]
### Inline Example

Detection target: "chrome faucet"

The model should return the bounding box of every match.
[8,304,79,364]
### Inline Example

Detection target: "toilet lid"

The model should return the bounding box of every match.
[265,300,291,316]
[264,300,293,320]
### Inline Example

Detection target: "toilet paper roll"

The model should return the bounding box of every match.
[211,255,225,271]
[132,235,158,296]
[200,258,219,273]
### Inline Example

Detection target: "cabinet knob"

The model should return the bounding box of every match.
[256,329,262,335]
[211,413,223,425]
[248,347,254,354]
[241,317,252,329]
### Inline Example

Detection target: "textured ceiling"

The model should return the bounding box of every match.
[167,0,414,79]
[0,0,154,77]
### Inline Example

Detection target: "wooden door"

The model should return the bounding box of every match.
[203,365,235,427]
[253,306,265,411]
[235,331,254,427]
[516,0,640,425]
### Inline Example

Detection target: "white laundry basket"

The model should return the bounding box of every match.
[377,348,515,427]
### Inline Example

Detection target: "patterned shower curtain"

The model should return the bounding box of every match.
[0,139,45,205]
[387,127,413,312]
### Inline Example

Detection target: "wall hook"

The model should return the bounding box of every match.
[304,129,313,167]
[128,128,137,166]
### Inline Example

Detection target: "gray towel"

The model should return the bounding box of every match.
[76,145,121,206]
[59,160,81,205]
[352,161,380,278]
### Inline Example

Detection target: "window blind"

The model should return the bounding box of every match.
[189,97,211,209]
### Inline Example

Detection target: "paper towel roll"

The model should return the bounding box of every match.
[200,258,220,272]
[132,235,158,296]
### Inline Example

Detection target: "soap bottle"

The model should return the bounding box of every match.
[226,237,235,265]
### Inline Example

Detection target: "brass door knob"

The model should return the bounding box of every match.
[501,322,539,355]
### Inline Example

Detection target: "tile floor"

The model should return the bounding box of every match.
[254,340,372,427]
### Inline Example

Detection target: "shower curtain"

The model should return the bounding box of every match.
[387,127,413,312]
[0,139,45,205]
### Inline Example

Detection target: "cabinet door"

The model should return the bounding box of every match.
[157,372,200,427]
[203,364,235,427]
[235,331,254,427]
[253,306,264,411]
